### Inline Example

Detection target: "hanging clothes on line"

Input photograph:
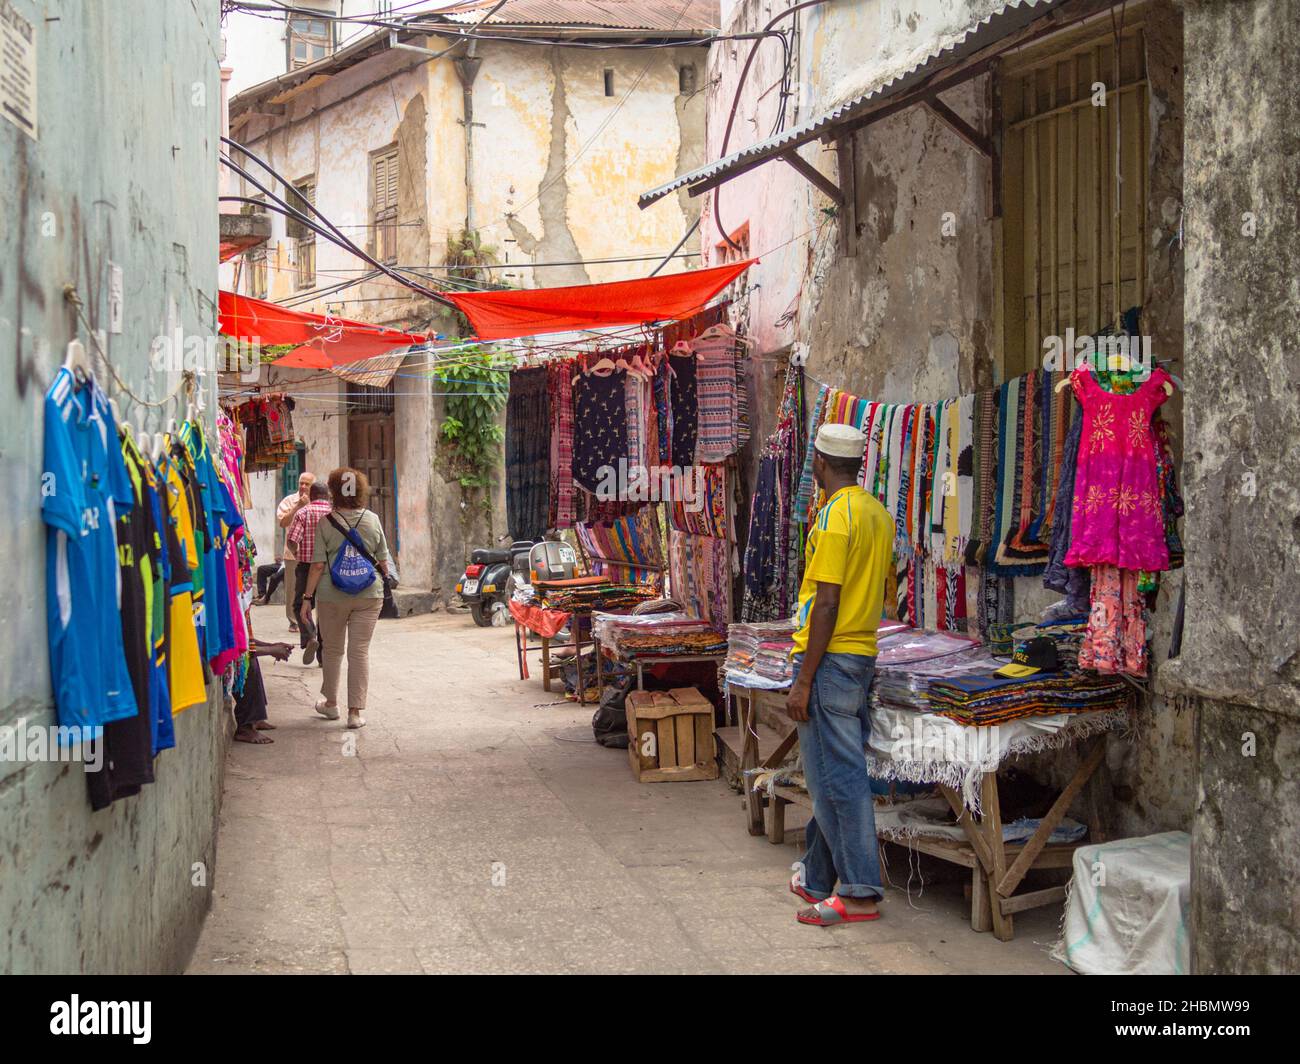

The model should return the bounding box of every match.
[43,358,260,809]
[504,366,550,542]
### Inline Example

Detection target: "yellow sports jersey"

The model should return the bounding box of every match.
[164,460,207,714]
[792,485,894,657]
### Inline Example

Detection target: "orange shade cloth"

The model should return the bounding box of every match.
[444,260,756,341]
[218,291,426,366]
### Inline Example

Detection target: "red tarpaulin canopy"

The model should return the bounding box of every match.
[218,290,427,366]
[444,259,756,341]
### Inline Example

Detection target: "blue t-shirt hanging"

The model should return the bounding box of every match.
[86,381,140,723]
[42,369,138,729]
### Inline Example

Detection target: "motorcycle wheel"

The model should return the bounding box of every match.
[490,576,519,627]
[470,601,493,627]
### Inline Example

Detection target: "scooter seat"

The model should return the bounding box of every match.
[471,548,510,565]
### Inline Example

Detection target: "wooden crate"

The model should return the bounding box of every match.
[625,687,719,783]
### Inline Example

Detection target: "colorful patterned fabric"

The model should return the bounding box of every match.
[1065,364,1172,571]
[575,506,664,588]
[1079,564,1148,676]
[1043,402,1089,608]
[693,332,741,462]
[506,366,550,541]
[668,352,698,469]
[571,370,626,493]
[668,461,728,538]
[548,362,576,528]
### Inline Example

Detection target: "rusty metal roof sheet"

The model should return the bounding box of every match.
[434,0,720,33]
[638,0,1086,209]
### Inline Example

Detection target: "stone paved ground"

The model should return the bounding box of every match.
[188,608,1070,975]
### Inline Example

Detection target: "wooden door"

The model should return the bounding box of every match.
[347,414,398,555]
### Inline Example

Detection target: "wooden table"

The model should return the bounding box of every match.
[730,679,1109,941]
[729,683,800,837]
[595,637,727,693]
[513,607,597,701]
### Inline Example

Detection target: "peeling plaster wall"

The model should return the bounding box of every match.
[475,42,706,288]
[228,35,707,596]
[1174,0,1300,974]
[709,0,1196,840]
[0,0,223,973]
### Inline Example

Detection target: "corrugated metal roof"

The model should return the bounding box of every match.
[435,0,720,33]
[638,0,1082,209]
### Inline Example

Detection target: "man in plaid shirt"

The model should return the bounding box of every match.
[288,483,333,664]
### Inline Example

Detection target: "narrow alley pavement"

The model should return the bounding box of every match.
[188,607,1069,975]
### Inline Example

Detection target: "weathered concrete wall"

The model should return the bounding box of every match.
[1170,0,1300,974]
[227,33,709,596]
[709,0,1195,840]
[0,0,224,972]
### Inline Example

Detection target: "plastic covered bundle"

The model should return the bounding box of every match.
[875,646,999,711]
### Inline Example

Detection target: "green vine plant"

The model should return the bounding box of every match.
[433,348,511,533]
[445,228,498,283]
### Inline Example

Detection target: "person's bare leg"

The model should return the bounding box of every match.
[234,724,273,744]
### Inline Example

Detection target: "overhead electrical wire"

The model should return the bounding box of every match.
[713,0,825,253]
[220,136,460,309]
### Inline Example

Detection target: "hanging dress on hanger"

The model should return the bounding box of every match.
[1064,364,1172,572]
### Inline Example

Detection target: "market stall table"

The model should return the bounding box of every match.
[592,611,728,692]
[728,663,1127,941]
[509,600,578,694]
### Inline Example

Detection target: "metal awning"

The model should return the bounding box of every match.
[639,0,1113,210]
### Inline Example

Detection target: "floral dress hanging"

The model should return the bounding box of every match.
[1064,364,1172,572]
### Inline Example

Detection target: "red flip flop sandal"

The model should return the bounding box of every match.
[796,895,882,926]
[789,874,821,905]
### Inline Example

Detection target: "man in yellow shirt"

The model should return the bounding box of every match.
[787,423,894,927]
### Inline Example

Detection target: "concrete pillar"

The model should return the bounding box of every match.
[1168,0,1300,973]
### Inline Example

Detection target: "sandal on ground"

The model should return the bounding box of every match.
[796,896,881,927]
[789,874,823,906]
[347,710,366,729]
[314,699,340,720]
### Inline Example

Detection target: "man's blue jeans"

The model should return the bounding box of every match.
[791,652,883,901]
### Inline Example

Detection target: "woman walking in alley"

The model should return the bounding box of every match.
[298,467,392,730]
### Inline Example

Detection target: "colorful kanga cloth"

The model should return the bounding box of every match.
[1079,564,1148,676]
[691,331,741,462]
[1065,364,1171,572]
[668,351,698,469]
[571,369,628,493]
[548,361,576,529]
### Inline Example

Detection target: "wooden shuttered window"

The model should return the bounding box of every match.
[288,179,316,289]
[999,23,1150,377]
[287,17,332,69]
[371,147,399,266]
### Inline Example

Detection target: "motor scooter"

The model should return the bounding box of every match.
[456,538,534,626]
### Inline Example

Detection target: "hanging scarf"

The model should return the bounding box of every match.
[792,384,829,522]
[953,393,974,562]
[548,362,576,528]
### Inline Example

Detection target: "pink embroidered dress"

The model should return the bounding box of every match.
[1065,364,1171,572]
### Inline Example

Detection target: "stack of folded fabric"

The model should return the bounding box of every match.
[1025,616,1089,668]
[591,611,727,658]
[592,610,693,645]
[538,583,658,612]
[614,628,729,658]
[876,627,982,666]
[875,645,998,712]
[725,619,799,687]
[927,670,1130,726]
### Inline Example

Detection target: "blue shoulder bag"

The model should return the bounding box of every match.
[326,513,378,594]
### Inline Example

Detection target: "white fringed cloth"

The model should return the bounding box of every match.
[865,704,1129,813]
